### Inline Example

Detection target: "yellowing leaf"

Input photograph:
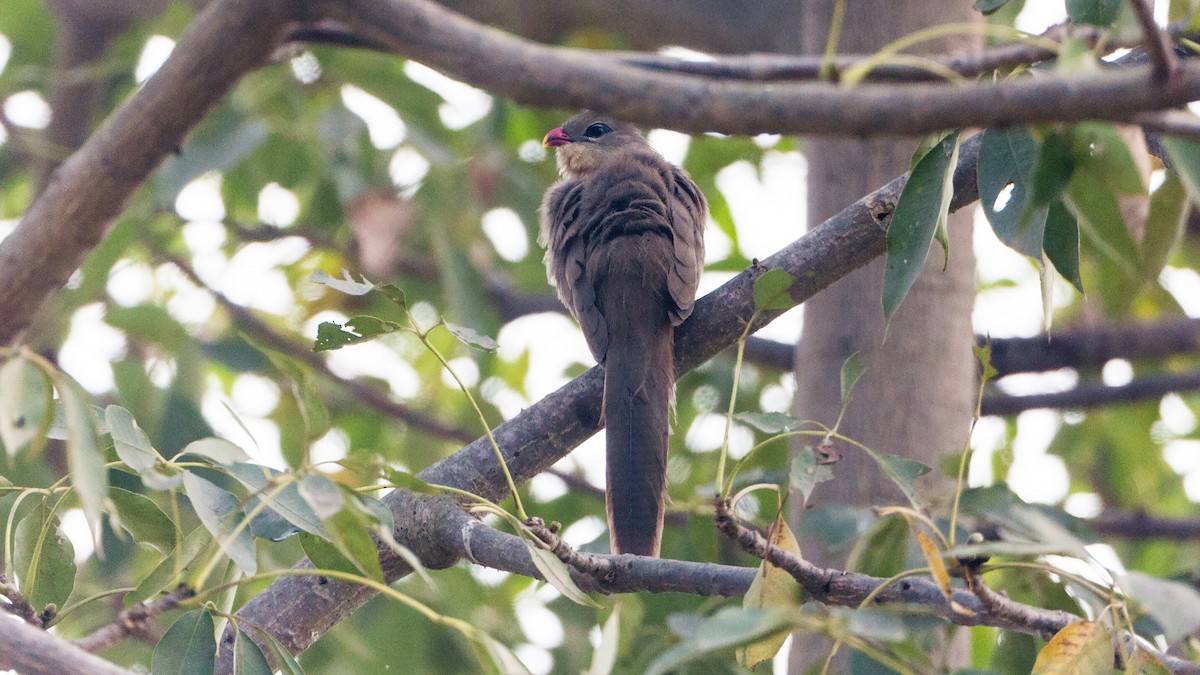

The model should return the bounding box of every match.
[1031,621,1112,674]
[913,529,971,615]
[737,511,804,669]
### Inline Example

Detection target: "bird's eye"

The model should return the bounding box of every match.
[583,122,613,139]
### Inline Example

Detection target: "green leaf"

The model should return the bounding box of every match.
[130,527,212,605]
[310,269,374,295]
[1140,172,1188,288]
[1065,161,1139,279]
[445,322,500,352]
[255,628,306,675]
[375,283,408,310]
[883,131,960,320]
[1161,135,1200,211]
[182,472,257,575]
[297,474,345,520]
[239,333,330,448]
[13,502,76,612]
[108,488,175,551]
[839,351,865,407]
[973,341,999,382]
[300,531,360,577]
[752,268,797,312]
[105,405,160,472]
[313,502,384,583]
[183,438,250,465]
[385,468,439,494]
[233,628,274,675]
[1072,124,1145,195]
[0,356,52,456]
[978,127,1046,258]
[864,450,931,510]
[312,316,402,352]
[1065,0,1121,26]
[584,603,621,675]
[1030,131,1076,207]
[1042,201,1084,293]
[974,0,1013,14]
[645,607,795,675]
[54,377,108,547]
[474,634,533,675]
[1121,572,1200,644]
[734,411,798,434]
[524,540,601,607]
[228,463,326,538]
[152,609,216,675]
[790,447,834,504]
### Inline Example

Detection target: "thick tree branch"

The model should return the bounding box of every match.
[0,616,133,675]
[331,0,1200,137]
[980,370,1200,416]
[1090,511,1200,540]
[0,0,298,345]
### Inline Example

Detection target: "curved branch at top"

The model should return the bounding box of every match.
[331,0,1200,136]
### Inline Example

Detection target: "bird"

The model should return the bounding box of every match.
[538,111,706,557]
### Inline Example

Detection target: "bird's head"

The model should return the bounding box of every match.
[543,111,647,177]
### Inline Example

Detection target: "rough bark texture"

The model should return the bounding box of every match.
[790,2,980,671]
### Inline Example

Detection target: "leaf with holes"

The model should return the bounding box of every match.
[310,269,374,295]
[0,356,52,457]
[790,447,834,504]
[313,316,402,352]
[978,127,1046,258]
[445,322,500,352]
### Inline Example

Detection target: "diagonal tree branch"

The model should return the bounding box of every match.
[0,0,298,346]
[0,616,133,675]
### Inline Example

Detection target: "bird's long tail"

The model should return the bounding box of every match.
[601,270,674,557]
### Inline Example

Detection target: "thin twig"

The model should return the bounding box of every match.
[74,584,194,653]
[161,253,478,443]
[980,370,1200,416]
[1129,0,1176,79]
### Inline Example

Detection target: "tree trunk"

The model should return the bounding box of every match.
[789,3,980,671]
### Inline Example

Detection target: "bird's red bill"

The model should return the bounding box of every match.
[543,128,571,147]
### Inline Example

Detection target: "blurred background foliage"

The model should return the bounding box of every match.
[0,0,1198,673]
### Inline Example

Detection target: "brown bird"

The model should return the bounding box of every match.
[539,112,706,556]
